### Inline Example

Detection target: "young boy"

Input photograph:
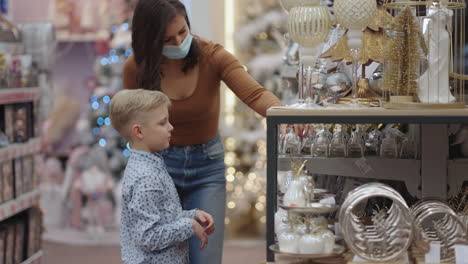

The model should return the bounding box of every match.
[109,89,215,264]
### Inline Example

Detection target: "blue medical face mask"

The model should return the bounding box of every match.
[162,33,193,59]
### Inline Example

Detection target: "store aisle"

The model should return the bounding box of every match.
[43,240,265,264]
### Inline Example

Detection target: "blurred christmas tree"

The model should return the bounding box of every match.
[86,13,134,181]
[223,0,287,238]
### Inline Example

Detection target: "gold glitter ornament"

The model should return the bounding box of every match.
[381,7,428,98]
[320,7,393,64]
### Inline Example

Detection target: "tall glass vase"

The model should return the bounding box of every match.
[350,48,360,105]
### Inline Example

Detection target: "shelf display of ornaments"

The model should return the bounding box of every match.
[277,0,466,110]
[270,0,468,260]
[272,160,344,259]
[279,123,418,159]
[273,175,468,261]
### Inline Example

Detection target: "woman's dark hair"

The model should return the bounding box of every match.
[131,0,199,91]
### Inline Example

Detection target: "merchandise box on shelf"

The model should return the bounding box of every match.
[2,161,14,203]
[14,157,23,198]
[0,210,43,264]
[1,101,35,144]
[5,221,14,264]
[22,156,33,194]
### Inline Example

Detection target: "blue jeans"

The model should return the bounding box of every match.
[159,134,226,264]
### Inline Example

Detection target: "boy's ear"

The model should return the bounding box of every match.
[130,124,144,140]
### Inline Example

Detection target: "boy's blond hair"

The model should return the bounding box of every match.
[109,89,171,139]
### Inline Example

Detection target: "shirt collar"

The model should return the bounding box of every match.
[129,149,164,164]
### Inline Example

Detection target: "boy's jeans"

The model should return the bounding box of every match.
[160,134,226,264]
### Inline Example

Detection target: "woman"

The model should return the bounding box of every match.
[123,0,281,263]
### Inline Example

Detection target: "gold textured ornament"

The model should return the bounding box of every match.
[367,6,394,32]
[320,33,354,63]
[337,78,381,105]
[320,29,386,64]
[320,7,393,64]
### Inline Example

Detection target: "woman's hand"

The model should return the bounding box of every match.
[194,210,215,235]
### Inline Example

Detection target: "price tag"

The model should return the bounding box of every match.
[355,157,373,175]
[454,244,468,264]
[425,242,441,263]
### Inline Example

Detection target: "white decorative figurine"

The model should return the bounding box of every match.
[419,1,455,103]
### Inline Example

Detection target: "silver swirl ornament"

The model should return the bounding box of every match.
[412,199,468,262]
[339,183,414,262]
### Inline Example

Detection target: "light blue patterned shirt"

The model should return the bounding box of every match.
[120,149,196,264]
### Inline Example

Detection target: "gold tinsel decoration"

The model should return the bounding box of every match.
[289,158,308,178]
[381,7,428,96]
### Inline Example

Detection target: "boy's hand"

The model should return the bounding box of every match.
[189,219,208,250]
[194,210,215,235]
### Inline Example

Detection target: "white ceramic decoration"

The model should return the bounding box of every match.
[279,170,294,194]
[283,178,306,207]
[419,4,455,103]
[320,230,336,254]
[278,230,300,253]
[299,175,315,202]
[275,208,289,235]
[298,233,324,254]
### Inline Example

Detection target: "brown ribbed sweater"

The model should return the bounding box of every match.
[123,37,282,146]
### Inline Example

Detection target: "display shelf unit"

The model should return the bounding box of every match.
[0,189,40,222]
[0,88,41,104]
[0,137,41,162]
[266,107,468,262]
[56,31,109,42]
[0,84,43,262]
[20,250,43,264]
[278,156,421,195]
